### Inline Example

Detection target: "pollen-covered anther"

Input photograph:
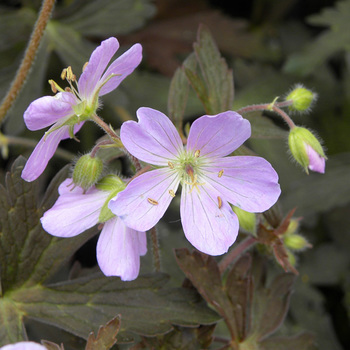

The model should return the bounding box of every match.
[61,68,67,81]
[67,66,74,81]
[218,169,224,178]
[217,196,223,209]
[82,61,89,72]
[147,198,159,205]
[194,150,200,158]
[49,80,58,93]
[169,189,176,197]
[168,161,174,169]
[65,87,72,93]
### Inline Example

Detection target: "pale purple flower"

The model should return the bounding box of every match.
[41,179,147,281]
[0,342,46,350]
[22,37,142,182]
[109,108,281,256]
[305,143,325,173]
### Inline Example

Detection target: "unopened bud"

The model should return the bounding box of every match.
[288,127,326,174]
[285,85,316,112]
[284,233,311,251]
[233,206,256,235]
[72,154,103,190]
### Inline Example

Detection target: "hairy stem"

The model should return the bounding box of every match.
[218,235,257,274]
[0,0,56,124]
[237,101,296,129]
[150,226,161,272]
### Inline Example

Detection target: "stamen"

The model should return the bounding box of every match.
[194,149,200,158]
[67,66,74,81]
[49,80,57,93]
[218,169,224,178]
[217,196,223,209]
[169,189,176,197]
[168,161,174,169]
[65,87,72,92]
[82,61,89,72]
[147,198,158,205]
[61,68,67,80]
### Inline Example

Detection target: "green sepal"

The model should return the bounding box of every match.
[96,175,126,223]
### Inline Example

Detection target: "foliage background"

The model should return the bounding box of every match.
[0,0,350,349]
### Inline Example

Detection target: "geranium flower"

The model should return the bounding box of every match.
[22,37,142,181]
[109,108,281,255]
[41,178,147,281]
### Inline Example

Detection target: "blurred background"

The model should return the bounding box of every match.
[0,0,349,349]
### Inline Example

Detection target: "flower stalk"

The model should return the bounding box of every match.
[0,0,56,124]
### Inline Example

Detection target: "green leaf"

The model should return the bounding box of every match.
[85,316,121,350]
[0,157,96,291]
[0,298,26,345]
[61,0,156,37]
[244,112,288,139]
[46,22,95,73]
[185,25,234,114]
[167,54,195,137]
[10,273,219,343]
[284,1,350,76]
[259,333,317,350]
[141,325,216,350]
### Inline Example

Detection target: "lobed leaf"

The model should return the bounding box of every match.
[10,273,219,343]
[0,157,97,291]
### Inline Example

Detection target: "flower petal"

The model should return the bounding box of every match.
[180,182,239,255]
[121,107,183,166]
[41,184,108,237]
[0,342,47,350]
[21,123,84,182]
[21,127,68,182]
[99,43,142,96]
[24,92,76,131]
[306,144,325,173]
[96,217,147,281]
[78,37,119,99]
[109,168,180,231]
[187,111,251,158]
[202,156,281,212]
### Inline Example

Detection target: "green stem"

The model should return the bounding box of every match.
[0,0,56,124]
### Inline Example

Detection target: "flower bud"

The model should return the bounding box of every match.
[288,127,326,174]
[285,85,316,112]
[72,154,103,190]
[233,206,256,235]
[284,233,311,251]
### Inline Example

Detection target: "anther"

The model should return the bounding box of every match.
[217,196,223,209]
[49,80,57,93]
[82,61,89,72]
[169,190,176,197]
[218,169,224,178]
[65,87,72,92]
[61,68,67,80]
[194,149,200,158]
[67,66,74,80]
[147,198,159,205]
[168,161,174,169]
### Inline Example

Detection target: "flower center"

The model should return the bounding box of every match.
[172,149,206,194]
